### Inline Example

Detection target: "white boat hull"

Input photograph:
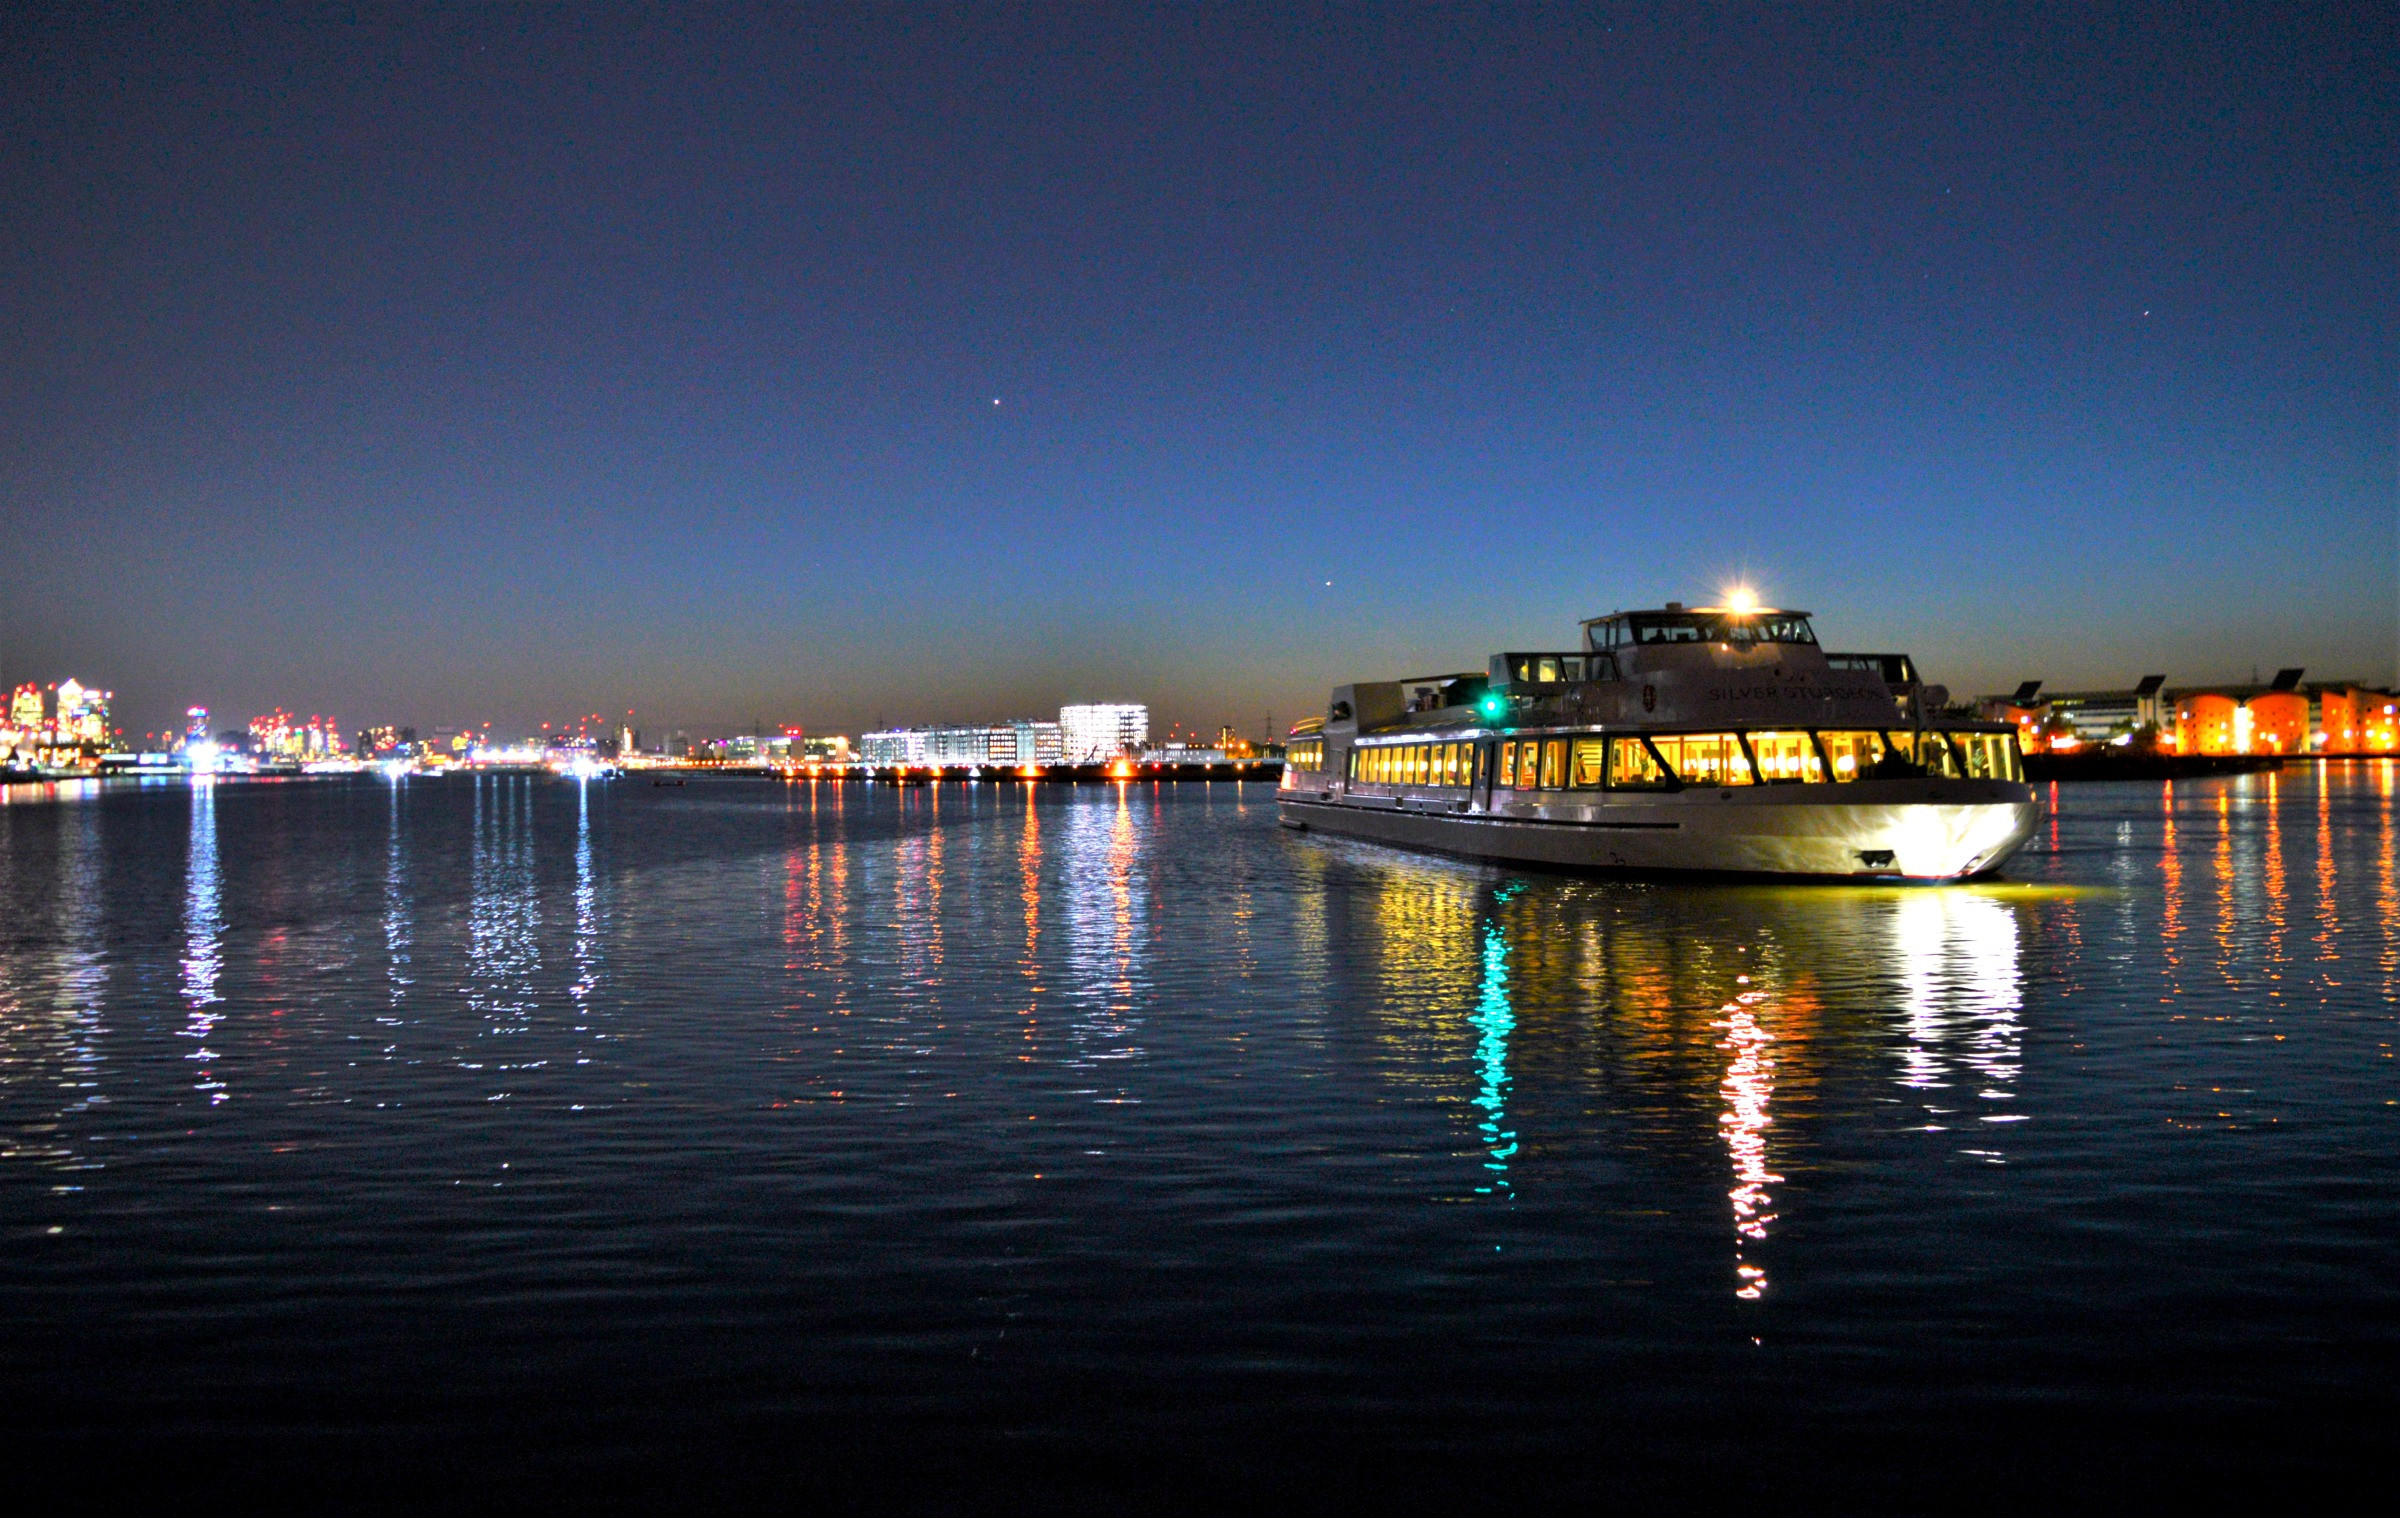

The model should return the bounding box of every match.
[1277,779,2042,881]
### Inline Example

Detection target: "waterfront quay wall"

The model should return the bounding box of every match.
[686,761,1284,785]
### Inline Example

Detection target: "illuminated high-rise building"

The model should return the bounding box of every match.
[187,707,211,741]
[1059,703,1148,761]
[9,684,42,735]
[54,679,108,746]
[250,710,297,757]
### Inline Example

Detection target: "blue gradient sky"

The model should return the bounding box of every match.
[2,3,2391,741]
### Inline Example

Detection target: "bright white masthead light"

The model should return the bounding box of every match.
[1723,585,1759,614]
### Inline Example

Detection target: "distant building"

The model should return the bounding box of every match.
[859,728,929,766]
[54,679,109,746]
[2320,687,2399,754]
[1980,678,2167,750]
[2166,669,2394,755]
[1059,703,1147,761]
[860,721,1061,767]
[1003,720,1063,765]
[1986,670,2398,756]
[9,684,41,734]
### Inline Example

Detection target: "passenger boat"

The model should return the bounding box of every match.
[1277,599,2041,880]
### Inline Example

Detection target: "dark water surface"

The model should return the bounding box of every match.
[1,769,2394,1506]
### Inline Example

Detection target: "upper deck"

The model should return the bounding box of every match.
[1317,602,1911,739]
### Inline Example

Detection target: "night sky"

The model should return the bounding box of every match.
[2,4,2390,742]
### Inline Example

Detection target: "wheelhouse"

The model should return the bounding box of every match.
[1581,605,1819,651]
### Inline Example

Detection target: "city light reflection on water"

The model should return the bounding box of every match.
[0,765,2393,1496]
[180,780,225,1103]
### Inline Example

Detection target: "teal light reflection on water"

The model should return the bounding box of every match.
[1470,885,1521,1196]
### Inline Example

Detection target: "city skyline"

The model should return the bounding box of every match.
[2,6,2391,741]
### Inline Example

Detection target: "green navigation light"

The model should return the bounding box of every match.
[1477,692,1508,721]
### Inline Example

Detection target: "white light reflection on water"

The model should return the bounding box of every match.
[572,780,598,1013]
[465,775,542,1097]
[1893,890,2025,1157]
[569,778,608,1086]
[382,779,412,1022]
[0,792,113,1186]
[1061,786,1148,1100]
[892,784,946,999]
[179,781,225,1103]
[53,802,107,1131]
[1714,985,1779,1298]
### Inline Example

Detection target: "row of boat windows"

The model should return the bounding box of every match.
[1287,738,1328,771]
[1348,729,2023,789]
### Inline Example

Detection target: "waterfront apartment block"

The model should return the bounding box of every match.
[1059,703,1148,761]
[860,720,1065,768]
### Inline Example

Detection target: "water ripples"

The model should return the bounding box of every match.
[0,765,2391,1496]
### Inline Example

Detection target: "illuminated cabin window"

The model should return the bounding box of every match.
[1652,733,1754,786]
[1953,732,2023,781]
[1570,739,1606,787]
[1748,730,1824,784]
[1497,741,1517,787]
[1816,730,1889,780]
[1286,739,1326,771]
[1886,731,1962,778]
[1607,737,1672,789]
[1539,739,1565,789]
